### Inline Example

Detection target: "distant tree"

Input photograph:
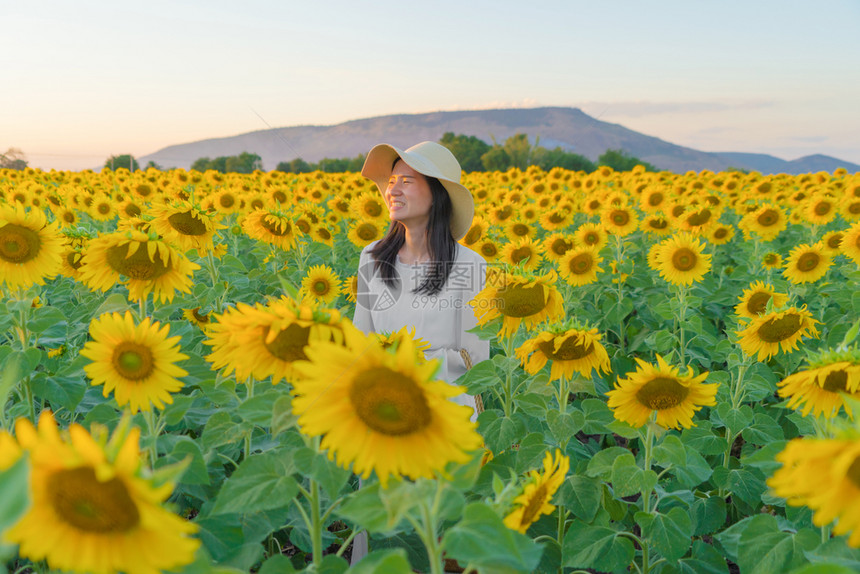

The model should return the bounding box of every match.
[225,152,262,174]
[191,157,212,171]
[276,158,312,173]
[0,147,28,170]
[145,160,163,170]
[105,154,140,171]
[481,145,511,171]
[346,154,366,172]
[439,133,491,172]
[504,133,536,171]
[533,147,597,172]
[597,148,657,172]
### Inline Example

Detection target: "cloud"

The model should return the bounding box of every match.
[576,100,774,119]
[421,99,543,113]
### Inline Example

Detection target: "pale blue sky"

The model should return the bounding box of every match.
[2,0,859,170]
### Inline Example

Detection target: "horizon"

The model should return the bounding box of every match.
[3,0,859,171]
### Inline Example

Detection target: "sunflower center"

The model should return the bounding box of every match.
[464,226,482,244]
[757,210,778,226]
[312,279,330,295]
[648,193,664,206]
[671,248,697,271]
[496,283,547,318]
[167,211,208,236]
[63,211,77,223]
[846,457,860,489]
[261,216,291,236]
[814,201,832,216]
[583,232,599,246]
[635,377,690,410]
[357,223,378,241]
[481,243,498,257]
[263,324,312,362]
[649,218,669,230]
[764,253,780,266]
[317,228,331,240]
[511,246,532,264]
[518,482,549,527]
[848,201,860,215]
[512,223,530,236]
[219,194,236,208]
[568,253,594,275]
[687,209,711,226]
[349,366,431,435]
[365,201,383,217]
[826,234,843,249]
[821,369,848,393]
[549,212,564,224]
[0,223,41,264]
[111,342,155,381]
[796,252,820,271]
[66,251,84,270]
[47,467,140,533]
[538,337,594,361]
[610,210,630,226]
[758,314,802,342]
[713,227,728,239]
[551,238,572,255]
[105,242,171,280]
[191,308,210,323]
[746,292,772,315]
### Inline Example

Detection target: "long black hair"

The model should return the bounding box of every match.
[370,160,457,296]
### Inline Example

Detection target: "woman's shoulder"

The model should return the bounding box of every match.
[455,242,486,265]
[359,240,381,259]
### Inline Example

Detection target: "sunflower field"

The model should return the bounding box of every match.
[1,164,860,574]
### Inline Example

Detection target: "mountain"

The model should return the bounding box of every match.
[139,107,860,175]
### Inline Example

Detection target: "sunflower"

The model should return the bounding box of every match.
[741,204,787,241]
[88,193,116,221]
[706,223,735,245]
[148,201,225,255]
[301,264,342,305]
[640,187,668,212]
[820,230,844,255]
[599,204,638,237]
[734,281,789,319]
[476,238,502,263]
[347,219,386,249]
[606,354,717,430]
[342,274,358,304]
[5,411,199,574]
[541,232,575,263]
[841,198,860,222]
[460,215,488,247]
[640,214,673,236]
[504,450,569,534]
[311,223,337,247]
[374,325,432,361]
[241,209,298,251]
[77,230,199,303]
[472,268,565,339]
[557,245,603,287]
[55,207,79,228]
[574,222,609,250]
[762,251,783,269]
[80,311,188,413]
[183,307,212,330]
[777,360,860,419]
[538,208,572,231]
[205,296,345,384]
[0,203,64,289]
[505,220,537,241]
[783,243,832,284]
[841,221,860,265]
[804,196,837,225]
[516,324,610,381]
[768,435,860,546]
[290,323,482,487]
[500,237,543,271]
[489,200,517,225]
[350,192,388,221]
[736,306,820,361]
[654,232,712,286]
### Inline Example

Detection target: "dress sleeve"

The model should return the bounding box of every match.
[445,255,490,381]
[351,247,375,335]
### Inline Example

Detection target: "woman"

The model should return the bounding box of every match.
[353,140,490,412]
[349,141,489,565]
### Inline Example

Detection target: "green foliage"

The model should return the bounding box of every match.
[274,154,366,174]
[0,147,27,170]
[104,153,140,171]
[440,132,491,172]
[193,152,262,174]
[598,148,657,171]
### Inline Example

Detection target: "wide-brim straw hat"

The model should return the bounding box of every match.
[361,141,475,241]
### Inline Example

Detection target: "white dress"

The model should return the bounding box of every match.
[351,240,491,412]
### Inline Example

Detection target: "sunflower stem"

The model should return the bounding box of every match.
[138,295,148,321]
[556,507,568,574]
[614,235,625,354]
[143,408,158,467]
[557,375,569,415]
[309,478,323,568]
[641,422,655,515]
[676,284,688,367]
[502,334,516,418]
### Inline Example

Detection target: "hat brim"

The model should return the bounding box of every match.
[361,143,474,241]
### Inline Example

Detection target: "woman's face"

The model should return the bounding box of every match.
[385,160,433,227]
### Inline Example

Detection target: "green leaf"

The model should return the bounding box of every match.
[581,398,615,434]
[257,554,297,574]
[271,394,298,436]
[459,360,501,395]
[788,566,859,574]
[610,453,657,498]
[346,548,413,574]
[546,409,584,445]
[646,329,676,353]
[30,371,86,412]
[741,440,788,475]
[715,403,754,434]
[0,456,30,534]
[737,515,818,574]
[635,507,692,563]
[674,444,713,489]
[442,502,543,574]
[156,437,210,485]
[563,521,634,573]
[657,540,729,574]
[514,392,549,417]
[201,411,251,450]
[680,421,725,456]
[803,537,860,569]
[653,435,687,469]
[585,447,630,480]
[689,497,727,536]
[712,466,767,507]
[236,390,283,426]
[336,483,406,534]
[605,419,641,439]
[514,433,550,474]
[560,475,603,522]
[211,451,299,514]
[481,413,523,453]
[741,412,785,445]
